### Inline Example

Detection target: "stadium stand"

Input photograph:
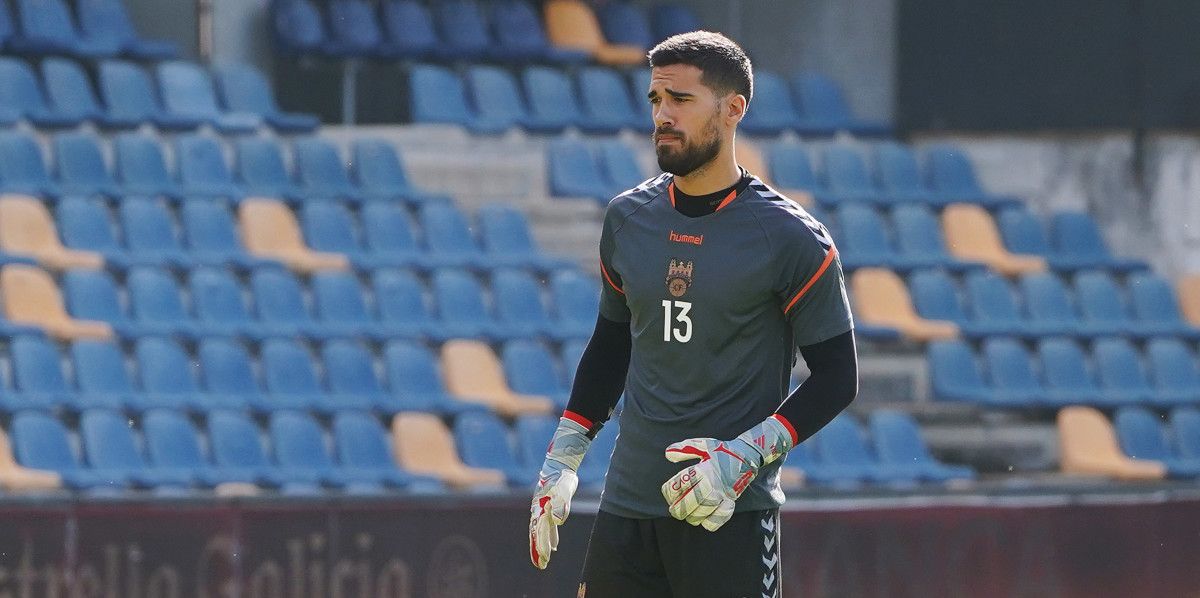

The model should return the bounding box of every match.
[391,411,506,490]
[1058,406,1166,480]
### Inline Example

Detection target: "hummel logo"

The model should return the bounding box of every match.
[669,230,704,245]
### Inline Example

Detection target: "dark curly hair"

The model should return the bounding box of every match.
[647,31,753,102]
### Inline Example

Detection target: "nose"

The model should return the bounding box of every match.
[653,102,674,130]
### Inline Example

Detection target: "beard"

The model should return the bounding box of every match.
[654,116,722,177]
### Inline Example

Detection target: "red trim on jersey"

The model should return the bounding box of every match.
[784,247,837,315]
[562,410,593,430]
[599,260,624,295]
[771,414,800,446]
[668,182,676,207]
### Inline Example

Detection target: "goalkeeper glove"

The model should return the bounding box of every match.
[660,414,796,532]
[530,414,592,570]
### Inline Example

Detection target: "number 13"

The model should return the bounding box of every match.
[661,300,692,343]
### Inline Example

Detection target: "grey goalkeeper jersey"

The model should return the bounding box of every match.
[596,172,853,519]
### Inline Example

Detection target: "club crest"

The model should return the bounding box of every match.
[666,259,694,298]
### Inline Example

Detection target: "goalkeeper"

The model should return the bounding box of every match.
[529,31,858,598]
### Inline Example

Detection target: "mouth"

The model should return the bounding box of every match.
[656,135,682,145]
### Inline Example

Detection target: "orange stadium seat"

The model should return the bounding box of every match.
[850,267,958,342]
[1057,405,1166,481]
[0,425,61,491]
[0,194,104,270]
[941,203,1046,276]
[0,264,113,340]
[1175,273,1200,327]
[441,339,555,417]
[391,412,507,489]
[237,198,350,273]
[544,0,645,66]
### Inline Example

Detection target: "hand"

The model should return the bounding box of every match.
[529,416,592,570]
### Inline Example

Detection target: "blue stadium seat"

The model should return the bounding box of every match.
[550,269,599,339]
[868,410,975,482]
[1147,339,1200,406]
[133,337,207,412]
[963,271,1042,339]
[409,64,507,135]
[9,335,74,411]
[1037,338,1124,408]
[791,72,892,137]
[546,138,619,204]
[382,340,486,414]
[63,268,182,338]
[321,339,403,411]
[332,411,441,491]
[1018,271,1116,338]
[476,204,572,273]
[292,137,366,203]
[118,198,194,269]
[597,0,652,48]
[53,133,122,198]
[206,410,287,488]
[431,269,511,340]
[74,0,179,59]
[350,139,447,205]
[503,340,570,410]
[80,409,194,489]
[996,206,1076,271]
[114,133,183,199]
[1072,270,1143,338]
[271,0,343,58]
[432,0,496,61]
[126,267,203,339]
[927,340,1003,406]
[1126,272,1200,339]
[378,0,451,61]
[872,142,949,205]
[1092,337,1159,407]
[174,135,243,199]
[70,339,149,410]
[215,64,319,133]
[463,65,551,134]
[55,198,130,266]
[922,145,1020,210]
[418,202,491,270]
[259,338,345,413]
[0,58,79,127]
[892,204,982,272]
[834,204,904,271]
[811,414,917,485]
[768,144,835,207]
[598,139,648,192]
[908,269,1013,338]
[41,58,131,128]
[196,338,271,411]
[371,269,439,340]
[578,418,619,489]
[156,61,261,134]
[455,411,531,486]
[650,4,701,43]
[1049,212,1147,273]
[560,340,587,388]
[578,66,645,132]
[493,269,562,340]
[821,145,888,206]
[490,0,589,64]
[234,138,302,202]
[97,60,203,130]
[359,203,434,270]
[981,337,1046,407]
[9,0,119,58]
[515,414,556,476]
[301,202,414,271]
[12,410,124,490]
[523,66,619,134]
[181,200,277,270]
[250,267,344,340]
[740,70,800,136]
[142,409,253,488]
[326,0,392,59]
[1171,407,1200,459]
[313,270,417,340]
[1115,407,1200,478]
[188,267,275,340]
[781,441,861,488]
[0,131,61,197]
[0,1,17,54]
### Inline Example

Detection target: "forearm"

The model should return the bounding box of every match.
[564,315,632,432]
[774,330,859,444]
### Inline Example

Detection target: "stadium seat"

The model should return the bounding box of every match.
[269,410,381,491]
[543,0,645,65]
[371,269,439,340]
[598,139,648,192]
[125,267,205,340]
[922,145,1020,210]
[560,340,587,387]
[650,4,701,43]
[1058,406,1165,480]
[41,58,130,128]
[546,138,619,204]
[409,64,507,135]
[358,204,434,270]
[941,204,1047,276]
[118,198,194,269]
[175,135,243,199]
[188,267,275,340]
[0,424,62,491]
[56,197,148,268]
[441,339,555,417]
[596,1,653,49]
[9,0,119,58]
[868,410,975,482]
[1147,339,1200,405]
[1072,270,1146,338]
[908,269,1012,338]
[9,335,75,411]
[156,61,261,133]
[80,409,194,489]
[465,65,553,134]
[0,195,104,270]
[12,411,124,490]
[250,267,345,340]
[325,0,392,59]
[382,340,487,414]
[1114,407,1200,478]
[333,411,443,492]
[2,265,112,340]
[432,0,502,61]
[1093,338,1162,406]
[142,409,257,491]
[821,145,890,206]
[350,139,447,205]
[995,205,1090,273]
[578,66,645,132]
[490,0,589,64]
[418,202,491,271]
[181,200,277,270]
[376,0,444,60]
[1048,212,1147,274]
[454,411,532,486]
[0,2,17,56]
[301,202,405,271]
[52,133,122,198]
[272,0,344,58]
[740,71,801,136]
[850,268,958,342]
[1038,338,1126,408]
[71,339,151,410]
[550,269,600,339]
[524,66,619,134]
[260,338,350,413]
[779,441,856,488]
[928,340,1003,406]
[811,415,919,485]
[234,138,303,202]
[196,338,271,411]
[0,58,78,127]
[961,270,1046,339]
[133,337,208,412]
[238,199,350,273]
[873,142,951,205]
[206,410,287,488]
[62,268,177,338]
[515,414,557,475]
[113,133,183,199]
[492,268,564,340]
[1127,271,1200,340]
[892,204,983,272]
[1176,274,1200,327]
[312,271,416,340]
[476,204,571,273]
[392,411,506,490]
[768,144,834,208]
[215,64,318,133]
[980,337,1046,407]
[502,340,570,410]
[292,137,368,203]
[431,269,512,340]
[1018,271,1116,338]
[97,60,202,130]
[791,72,892,137]
[1170,407,1200,459]
[74,0,179,59]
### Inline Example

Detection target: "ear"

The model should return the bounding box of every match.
[726,94,747,124]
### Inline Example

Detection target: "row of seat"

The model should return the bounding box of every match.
[0,132,442,205]
[273,0,691,67]
[0,0,176,60]
[1059,405,1200,480]
[931,337,1200,409]
[546,137,647,205]
[853,267,1198,344]
[0,332,579,417]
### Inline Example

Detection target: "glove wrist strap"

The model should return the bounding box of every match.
[544,416,592,473]
[735,414,796,467]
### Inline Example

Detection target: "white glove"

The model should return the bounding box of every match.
[661,415,795,532]
[530,416,591,570]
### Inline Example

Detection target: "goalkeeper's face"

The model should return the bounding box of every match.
[648,64,730,177]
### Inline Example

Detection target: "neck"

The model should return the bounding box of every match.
[672,143,741,195]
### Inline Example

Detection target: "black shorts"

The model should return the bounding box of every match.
[579,509,782,598]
